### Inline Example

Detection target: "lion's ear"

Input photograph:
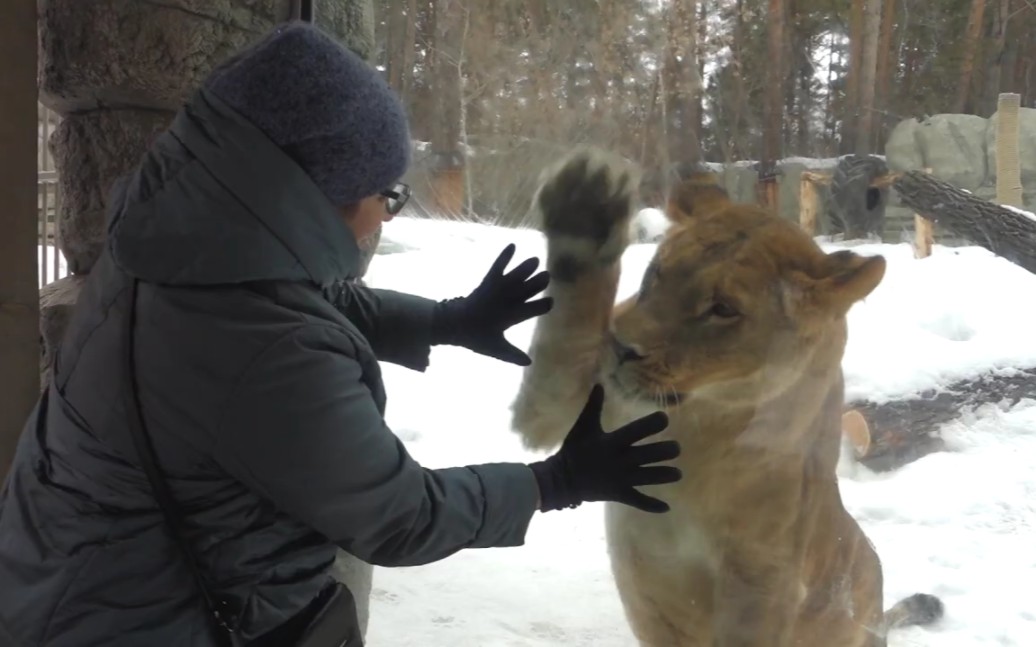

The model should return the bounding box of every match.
[664,173,730,223]
[821,251,886,312]
[784,252,886,317]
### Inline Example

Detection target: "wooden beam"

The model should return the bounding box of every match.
[799,172,819,235]
[913,168,934,258]
[0,0,40,479]
[996,92,1023,208]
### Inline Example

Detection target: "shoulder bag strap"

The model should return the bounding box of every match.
[122,278,238,644]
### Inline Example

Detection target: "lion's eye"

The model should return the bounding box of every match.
[710,302,740,319]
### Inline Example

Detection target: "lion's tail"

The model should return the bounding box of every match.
[883,593,944,632]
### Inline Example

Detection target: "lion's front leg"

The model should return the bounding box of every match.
[510,147,641,450]
[713,556,802,647]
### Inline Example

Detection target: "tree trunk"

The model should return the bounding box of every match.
[1022,38,1036,106]
[428,0,465,217]
[873,0,897,153]
[901,31,920,110]
[855,0,882,154]
[385,0,417,102]
[842,0,865,153]
[758,0,784,212]
[0,0,39,479]
[956,0,988,113]
[850,366,1036,472]
[696,0,707,147]
[729,0,750,161]
[824,30,838,152]
[402,0,417,95]
[386,0,405,92]
[794,11,813,155]
[662,0,702,171]
[405,1,434,140]
[894,170,1036,275]
[979,0,1011,115]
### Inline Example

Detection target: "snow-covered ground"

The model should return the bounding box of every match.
[362,216,1036,646]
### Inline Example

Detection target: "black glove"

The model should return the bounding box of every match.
[431,243,553,366]
[528,384,682,513]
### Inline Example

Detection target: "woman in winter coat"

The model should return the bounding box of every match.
[0,22,681,647]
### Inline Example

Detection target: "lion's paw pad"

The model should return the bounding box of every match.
[531,147,641,273]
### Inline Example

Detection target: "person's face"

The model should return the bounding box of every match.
[339,182,411,242]
[341,194,394,241]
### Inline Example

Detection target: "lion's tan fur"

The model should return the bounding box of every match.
[511,150,941,646]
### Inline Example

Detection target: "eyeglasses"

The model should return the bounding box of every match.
[380,182,411,215]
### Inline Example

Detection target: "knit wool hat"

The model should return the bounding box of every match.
[204,22,410,207]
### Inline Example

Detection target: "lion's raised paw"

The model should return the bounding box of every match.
[530,147,641,274]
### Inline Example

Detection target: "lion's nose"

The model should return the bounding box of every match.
[612,336,646,365]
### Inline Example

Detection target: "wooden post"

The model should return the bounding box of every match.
[0,0,40,479]
[914,167,934,258]
[799,172,819,235]
[996,92,1023,208]
[756,160,781,215]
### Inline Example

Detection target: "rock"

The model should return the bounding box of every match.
[51,109,175,274]
[38,0,294,112]
[884,118,924,171]
[886,114,989,191]
[38,275,87,389]
[330,550,373,637]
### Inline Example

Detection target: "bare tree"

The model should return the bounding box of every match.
[385,0,418,99]
[855,0,882,154]
[662,0,702,170]
[873,0,898,152]
[956,0,988,113]
[841,0,865,152]
[760,0,784,211]
[428,0,465,217]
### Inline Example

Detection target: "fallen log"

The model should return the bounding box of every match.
[842,366,1036,472]
[893,170,1036,275]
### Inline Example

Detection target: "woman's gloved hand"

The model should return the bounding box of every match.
[529,384,682,513]
[431,244,553,366]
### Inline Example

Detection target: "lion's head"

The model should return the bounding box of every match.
[604,173,886,408]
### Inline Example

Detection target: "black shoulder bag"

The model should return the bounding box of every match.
[122,278,361,647]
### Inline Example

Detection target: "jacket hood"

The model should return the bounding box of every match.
[107,88,361,287]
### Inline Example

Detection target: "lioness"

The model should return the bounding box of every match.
[511,148,943,646]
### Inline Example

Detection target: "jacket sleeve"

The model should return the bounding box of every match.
[325,281,438,372]
[212,324,539,568]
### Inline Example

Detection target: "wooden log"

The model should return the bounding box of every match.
[844,366,1036,472]
[893,170,1036,275]
[841,409,872,460]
